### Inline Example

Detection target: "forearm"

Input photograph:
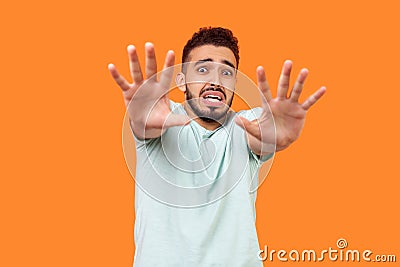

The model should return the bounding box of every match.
[129,118,164,140]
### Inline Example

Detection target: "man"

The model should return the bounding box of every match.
[108,27,325,266]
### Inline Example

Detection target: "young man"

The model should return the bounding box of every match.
[109,27,325,266]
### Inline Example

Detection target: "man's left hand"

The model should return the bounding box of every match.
[235,60,326,154]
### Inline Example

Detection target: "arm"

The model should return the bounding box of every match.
[235,60,326,155]
[108,43,189,140]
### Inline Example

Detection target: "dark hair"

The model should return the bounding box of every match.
[182,27,240,68]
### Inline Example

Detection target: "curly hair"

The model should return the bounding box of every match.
[182,27,240,68]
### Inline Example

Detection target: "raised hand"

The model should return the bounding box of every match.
[235,60,326,154]
[108,43,189,139]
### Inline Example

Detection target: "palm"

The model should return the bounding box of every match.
[267,98,306,148]
[124,78,171,130]
[237,60,326,152]
[109,43,188,139]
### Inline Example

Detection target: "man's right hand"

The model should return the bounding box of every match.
[108,43,189,140]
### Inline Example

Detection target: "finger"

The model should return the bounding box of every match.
[108,63,131,91]
[257,66,272,104]
[164,114,190,128]
[145,42,157,80]
[127,45,143,84]
[235,116,261,140]
[160,50,176,90]
[289,68,308,103]
[302,86,327,110]
[277,60,293,99]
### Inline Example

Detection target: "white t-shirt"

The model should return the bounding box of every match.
[132,101,272,267]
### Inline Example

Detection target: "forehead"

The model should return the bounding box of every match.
[187,45,237,67]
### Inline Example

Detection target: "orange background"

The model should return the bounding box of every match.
[1,0,399,266]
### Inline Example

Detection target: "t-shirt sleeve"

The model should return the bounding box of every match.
[128,119,162,152]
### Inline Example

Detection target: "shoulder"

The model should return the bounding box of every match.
[169,100,186,115]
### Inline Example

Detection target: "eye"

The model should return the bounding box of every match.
[197,67,208,73]
[222,69,233,76]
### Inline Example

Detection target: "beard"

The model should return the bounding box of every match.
[185,85,234,123]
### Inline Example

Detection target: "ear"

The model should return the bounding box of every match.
[176,72,186,93]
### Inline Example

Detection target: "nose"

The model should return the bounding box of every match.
[210,82,222,88]
[209,70,222,87]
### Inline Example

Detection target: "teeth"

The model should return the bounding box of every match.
[204,95,222,101]
[207,98,220,102]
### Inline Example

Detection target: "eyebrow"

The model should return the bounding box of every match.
[194,58,236,69]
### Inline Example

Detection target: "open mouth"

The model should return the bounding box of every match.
[200,88,226,106]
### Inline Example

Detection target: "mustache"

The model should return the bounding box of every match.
[199,87,226,99]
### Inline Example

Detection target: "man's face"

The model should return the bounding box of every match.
[180,45,237,122]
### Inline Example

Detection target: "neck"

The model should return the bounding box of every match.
[195,118,221,131]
